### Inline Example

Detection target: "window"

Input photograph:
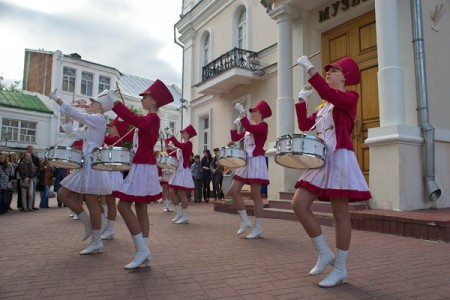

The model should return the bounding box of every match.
[2,118,36,143]
[201,116,210,150]
[238,9,247,49]
[203,33,210,66]
[98,76,110,92]
[62,67,76,92]
[169,121,175,132]
[81,72,94,96]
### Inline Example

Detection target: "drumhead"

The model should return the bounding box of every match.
[157,162,177,170]
[218,157,246,168]
[48,159,82,169]
[275,154,324,169]
[91,162,131,171]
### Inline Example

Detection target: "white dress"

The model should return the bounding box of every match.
[59,103,112,195]
[168,148,195,191]
[233,132,269,185]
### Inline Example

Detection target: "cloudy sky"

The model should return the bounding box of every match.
[0,0,183,86]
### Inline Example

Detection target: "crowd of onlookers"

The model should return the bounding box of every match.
[0,145,68,215]
[190,148,225,203]
[0,145,229,215]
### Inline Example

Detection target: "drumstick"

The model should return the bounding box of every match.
[289,51,321,69]
[230,134,246,146]
[111,127,134,147]
[168,149,177,156]
[115,81,126,105]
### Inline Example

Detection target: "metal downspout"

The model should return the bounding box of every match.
[410,0,441,202]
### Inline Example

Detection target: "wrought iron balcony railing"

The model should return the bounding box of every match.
[201,47,260,82]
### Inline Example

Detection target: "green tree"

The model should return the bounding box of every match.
[0,75,21,93]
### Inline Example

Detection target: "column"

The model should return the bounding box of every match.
[375,0,405,126]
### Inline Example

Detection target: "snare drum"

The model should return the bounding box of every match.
[275,134,326,169]
[218,146,247,168]
[157,154,178,170]
[91,147,131,171]
[46,146,83,169]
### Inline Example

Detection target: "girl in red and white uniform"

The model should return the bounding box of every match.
[101,117,134,240]
[293,56,372,287]
[165,124,196,224]
[107,79,173,269]
[159,140,176,212]
[50,90,114,255]
[229,100,272,239]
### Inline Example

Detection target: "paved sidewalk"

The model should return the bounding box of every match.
[1,201,450,299]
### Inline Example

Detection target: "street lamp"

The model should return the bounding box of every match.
[179,99,187,128]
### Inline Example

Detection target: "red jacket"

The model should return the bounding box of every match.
[230,117,268,157]
[113,102,160,164]
[166,136,192,169]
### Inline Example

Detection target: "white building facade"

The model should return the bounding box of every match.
[175,0,450,211]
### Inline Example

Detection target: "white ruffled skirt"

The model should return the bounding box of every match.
[295,149,371,202]
[61,154,112,195]
[234,156,270,185]
[112,164,162,203]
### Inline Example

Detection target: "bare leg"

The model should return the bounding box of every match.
[250,183,263,218]
[229,179,245,210]
[169,188,179,206]
[330,197,351,250]
[178,189,189,209]
[84,194,101,230]
[105,195,117,220]
[135,202,149,237]
[291,187,321,238]
[57,187,84,214]
[118,200,141,235]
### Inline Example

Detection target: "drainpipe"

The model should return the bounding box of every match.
[410,0,441,202]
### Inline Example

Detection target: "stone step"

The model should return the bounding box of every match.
[263,207,334,226]
[267,199,369,213]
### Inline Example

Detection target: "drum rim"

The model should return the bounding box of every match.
[156,162,177,170]
[91,164,131,171]
[92,146,130,151]
[47,146,83,153]
[47,158,82,169]
[274,153,325,169]
[276,133,325,143]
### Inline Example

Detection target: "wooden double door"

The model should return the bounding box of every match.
[321,11,379,183]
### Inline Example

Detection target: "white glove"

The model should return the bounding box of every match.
[234,103,245,114]
[233,117,241,126]
[298,85,313,101]
[297,55,314,71]
[106,90,120,104]
[49,90,60,102]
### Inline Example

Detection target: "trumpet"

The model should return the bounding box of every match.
[289,51,321,69]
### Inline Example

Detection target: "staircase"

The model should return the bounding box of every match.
[213,191,369,227]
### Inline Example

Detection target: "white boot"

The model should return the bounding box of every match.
[80,230,103,255]
[141,237,151,268]
[124,233,152,269]
[77,211,92,241]
[318,249,348,288]
[101,220,115,240]
[246,217,262,239]
[175,209,189,224]
[163,199,168,212]
[171,205,182,222]
[309,234,335,276]
[237,210,252,235]
[102,203,108,218]
[167,200,174,212]
[100,213,108,234]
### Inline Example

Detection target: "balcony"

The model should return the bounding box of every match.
[196,48,262,95]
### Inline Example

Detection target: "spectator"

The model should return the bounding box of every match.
[38,158,54,208]
[18,152,37,212]
[211,148,224,200]
[201,149,212,202]
[190,154,203,203]
[0,152,13,214]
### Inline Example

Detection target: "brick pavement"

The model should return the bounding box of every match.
[1,199,450,299]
